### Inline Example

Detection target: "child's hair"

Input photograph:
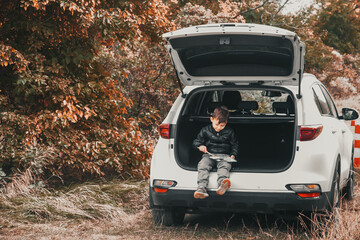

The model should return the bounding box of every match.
[213,106,229,123]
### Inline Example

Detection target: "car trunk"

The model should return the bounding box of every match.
[163,23,305,87]
[174,87,296,172]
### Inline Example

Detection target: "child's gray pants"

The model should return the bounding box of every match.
[197,154,232,188]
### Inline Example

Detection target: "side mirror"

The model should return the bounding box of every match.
[341,108,359,120]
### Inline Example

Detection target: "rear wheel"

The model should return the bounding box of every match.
[152,207,185,226]
[328,164,340,211]
[342,163,354,200]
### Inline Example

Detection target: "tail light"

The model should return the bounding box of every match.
[297,192,321,198]
[153,180,177,193]
[300,125,323,141]
[286,184,321,198]
[158,124,171,139]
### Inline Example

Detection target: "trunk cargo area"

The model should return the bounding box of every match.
[175,118,295,172]
[174,88,296,172]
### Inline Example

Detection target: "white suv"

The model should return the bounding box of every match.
[149,23,359,226]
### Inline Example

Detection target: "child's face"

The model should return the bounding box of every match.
[210,117,227,132]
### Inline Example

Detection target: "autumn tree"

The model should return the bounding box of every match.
[0,0,173,182]
[315,0,360,54]
[291,0,360,97]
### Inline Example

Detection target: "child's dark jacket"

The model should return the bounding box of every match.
[193,125,239,157]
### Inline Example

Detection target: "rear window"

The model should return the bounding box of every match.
[185,89,294,116]
[170,35,294,77]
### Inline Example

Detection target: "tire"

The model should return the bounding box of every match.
[152,207,185,226]
[328,164,340,211]
[342,163,354,200]
[149,187,154,209]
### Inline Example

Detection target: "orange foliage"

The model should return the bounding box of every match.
[0,44,29,72]
[0,0,173,182]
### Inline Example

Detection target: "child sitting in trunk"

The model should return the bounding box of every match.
[193,106,239,199]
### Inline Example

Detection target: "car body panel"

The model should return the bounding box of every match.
[150,188,331,213]
[151,134,336,193]
[150,75,354,209]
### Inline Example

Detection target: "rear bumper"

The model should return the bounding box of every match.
[150,187,331,213]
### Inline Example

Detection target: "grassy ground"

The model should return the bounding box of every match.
[0,171,359,240]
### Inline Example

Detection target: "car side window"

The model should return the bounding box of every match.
[312,90,322,114]
[312,85,332,116]
[320,85,338,118]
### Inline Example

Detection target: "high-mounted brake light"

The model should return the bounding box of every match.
[158,124,170,139]
[300,125,323,141]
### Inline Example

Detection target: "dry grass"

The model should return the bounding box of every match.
[302,172,360,240]
[0,172,296,239]
[1,142,360,239]
[0,167,42,198]
[0,174,151,239]
[0,172,359,240]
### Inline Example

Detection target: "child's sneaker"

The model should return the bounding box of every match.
[216,178,231,195]
[194,187,209,199]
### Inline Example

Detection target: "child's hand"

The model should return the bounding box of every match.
[198,145,207,153]
[230,155,235,159]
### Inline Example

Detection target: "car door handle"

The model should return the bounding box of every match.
[342,130,346,134]
[332,130,337,134]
